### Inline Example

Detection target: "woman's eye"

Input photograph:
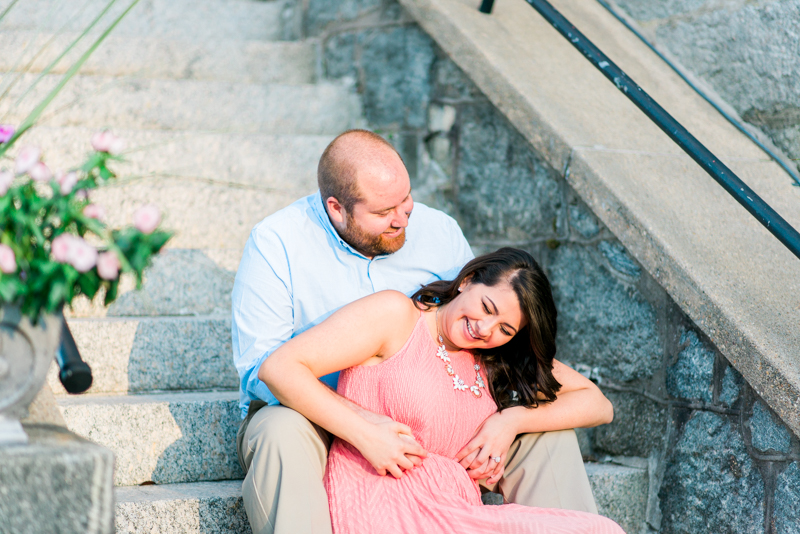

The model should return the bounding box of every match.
[501,328,511,336]
[482,302,491,314]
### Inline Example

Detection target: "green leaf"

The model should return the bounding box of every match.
[47,279,68,310]
[0,275,19,303]
[77,272,101,299]
[104,279,119,306]
[147,230,173,252]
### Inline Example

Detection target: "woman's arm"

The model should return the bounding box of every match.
[455,359,613,482]
[258,290,427,478]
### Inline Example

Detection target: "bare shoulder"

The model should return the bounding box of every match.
[343,291,420,362]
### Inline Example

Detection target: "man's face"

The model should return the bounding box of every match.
[338,165,414,258]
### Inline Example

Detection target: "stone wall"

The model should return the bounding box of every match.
[291,1,800,532]
[610,0,800,181]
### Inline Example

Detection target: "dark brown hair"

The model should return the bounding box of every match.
[317,129,402,213]
[412,248,561,410]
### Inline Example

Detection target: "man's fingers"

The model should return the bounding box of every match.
[469,447,491,470]
[458,449,480,469]
[455,440,481,462]
[387,464,404,479]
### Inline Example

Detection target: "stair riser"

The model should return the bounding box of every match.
[0,32,316,84]
[0,0,291,42]
[59,394,243,486]
[1,76,362,135]
[49,317,237,395]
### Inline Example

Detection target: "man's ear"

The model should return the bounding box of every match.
[325,196,346,226]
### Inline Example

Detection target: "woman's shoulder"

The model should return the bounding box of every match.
[357,290,418,320]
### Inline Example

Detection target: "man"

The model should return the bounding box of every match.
[232,130,605,534]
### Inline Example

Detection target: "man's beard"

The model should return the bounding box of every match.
[338,212,406,257]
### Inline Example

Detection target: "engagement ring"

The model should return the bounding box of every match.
[491,456,501,463]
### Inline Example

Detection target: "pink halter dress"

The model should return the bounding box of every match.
[324,312,624,534]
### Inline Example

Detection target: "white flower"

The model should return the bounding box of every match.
[0,171,13,195]
[29,162,52,182]
[15,146,41,175]
[69,237,97,273]
[91,130,125,155]
[96,251,121,280]
[56,171,79,195]
[83,203,106,221]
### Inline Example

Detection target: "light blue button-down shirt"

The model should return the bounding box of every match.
[232,191,474,419]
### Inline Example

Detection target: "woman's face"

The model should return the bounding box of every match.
[439,279,526,351]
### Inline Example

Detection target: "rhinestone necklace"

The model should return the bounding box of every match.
[435,307,486,398]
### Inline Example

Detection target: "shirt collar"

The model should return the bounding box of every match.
[309,190,374,260]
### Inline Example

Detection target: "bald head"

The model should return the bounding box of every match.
[317,129,405,212]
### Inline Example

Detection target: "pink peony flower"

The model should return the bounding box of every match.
[133,204,161,234]
[91,130,125,155]
[68,237,97,273]
[83,203,106,221]
[0,171,13,195]
[96,251,121,280]
[15,146,41,175]
[0,244,16,274]
[56,171,79,195]
[51,234,75,263]
[0,125,14,144]
[74,189,88,201]
[29,162,52,182]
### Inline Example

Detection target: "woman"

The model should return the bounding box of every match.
[260,248,622,533]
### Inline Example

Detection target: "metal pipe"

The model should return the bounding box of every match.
[56,319,92,394]
[484,0,800,260]
[479,0,495,14]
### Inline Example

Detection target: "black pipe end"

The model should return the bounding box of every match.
[479,0,495,14]
[59,361,93,394]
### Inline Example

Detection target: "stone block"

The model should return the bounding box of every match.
[305,0,383,36]
[0,425,114,534]
[568,198,602,239]
[660,411,764,534]
[1,74,362,135]
[359,25,435,129]
[586,462,648,534]
[613,0,709,21]
[749,400,793,454]
[115,481,251,534]
[593,391,668,458]
[431,53,483,101]
[666,329,714,402]
[547,244,662,382]
[456,101,563,242]
[58,392,242,486]
[324,31,359,80]
[775,462,800,534]
[719,363,743,407]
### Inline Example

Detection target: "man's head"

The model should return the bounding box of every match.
[318,129,413,258]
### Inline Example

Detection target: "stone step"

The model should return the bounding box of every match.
[112,464,645,534]
[0,0,291,43]
[58,391,243,487]
[0,31,316,84]
[48,315,236,396]
[1,74,362,135]
[115,481,251,534]
[67,248,239,319]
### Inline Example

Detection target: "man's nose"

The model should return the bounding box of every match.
[391,207,410,228]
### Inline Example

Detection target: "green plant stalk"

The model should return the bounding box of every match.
[0,0,21,25]
[0,0,141,158]
[10,0,120,110]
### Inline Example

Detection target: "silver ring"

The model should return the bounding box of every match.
[491,456,501,463]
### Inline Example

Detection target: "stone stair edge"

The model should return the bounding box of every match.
[56,389,238,406]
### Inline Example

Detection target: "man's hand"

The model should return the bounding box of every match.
[455,411,519,485]
[354,420,428,479]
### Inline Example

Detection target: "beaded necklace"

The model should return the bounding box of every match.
[435,307,486,398]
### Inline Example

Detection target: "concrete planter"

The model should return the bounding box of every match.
[0,306,62,443]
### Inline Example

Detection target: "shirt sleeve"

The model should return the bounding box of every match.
[231,227,293,408]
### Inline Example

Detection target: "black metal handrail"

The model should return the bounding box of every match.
[479,0,800,261]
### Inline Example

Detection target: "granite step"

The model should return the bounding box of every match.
[48,315,236,396]
[58,391,243,486]
[115,481,251,534]
[0,0,292,43]
[1,74,362,135]
[113,464,647,534]
[0,31,316,84]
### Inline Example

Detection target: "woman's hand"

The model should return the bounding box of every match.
[455,410,519,484]
[353,419,428,479]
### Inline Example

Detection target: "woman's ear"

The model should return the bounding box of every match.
[458,274,473,293]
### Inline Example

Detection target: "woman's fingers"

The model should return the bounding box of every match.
[455,437,481,463]
[458,448,480,469]
[487,465,505,485]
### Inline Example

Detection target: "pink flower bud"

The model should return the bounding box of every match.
[15,146,41,175]
[56,171,79,195]
[51,234,75,263]
[0,244,16,274]
[96,251,121,280]
[75,189,88,201]
[0,171,13,195]
[133,204,161,234]
[91,130,125,155]
[83,203,106,221]
[29,162,52,182]
[69,237,97,273]
[0,125,14,144]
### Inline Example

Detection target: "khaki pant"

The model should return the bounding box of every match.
[237,402,597,534]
